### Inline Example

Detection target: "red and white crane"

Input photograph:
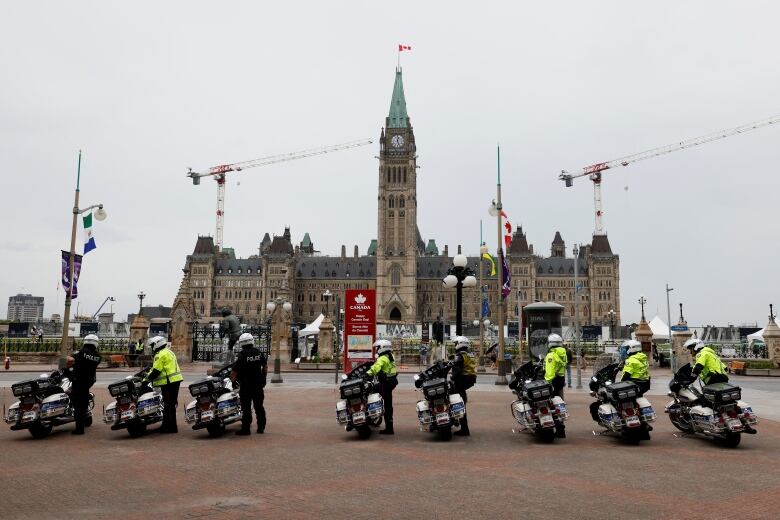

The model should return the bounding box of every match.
[559,116,780,235]
[188,138,373,250]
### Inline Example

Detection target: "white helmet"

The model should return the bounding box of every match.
[547,333,563,347]
[622,339,642,355]
[684,338,704,353]
[147,335,168,352]
[82,334,100,348]
[455,336,471,352]
[373,339,392,356]
[236,332,255,350]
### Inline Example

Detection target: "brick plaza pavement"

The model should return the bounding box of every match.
[1,386,779,520]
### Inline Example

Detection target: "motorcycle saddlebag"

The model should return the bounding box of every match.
[607,381,639,403]
[523,380,554,402]
[422,378,448,400]
[189,377,225,397]
[702,383,741,405]
[12,377,52,397]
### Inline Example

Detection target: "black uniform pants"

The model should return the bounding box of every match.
[161,381,181,432]
[551,375,566,400]
[706,373,729,385]
[71,386,91,432]
[240,387,266,431]
[379,377,397,426]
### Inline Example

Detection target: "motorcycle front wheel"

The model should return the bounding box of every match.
[669,412,694,434]
[437,426,452,441]
[29,423,52,439]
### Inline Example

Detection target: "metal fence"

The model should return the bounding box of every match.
[191,324,270,363]
[1,337,132,354]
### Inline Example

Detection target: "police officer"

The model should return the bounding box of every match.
[144,336,183,433]
[544,333,567,438]
[221,308,242,351]
[365,339,398,435]
[230,332,267,435]
[66,333,102,435]
[685,339,729,384]
[451,336,477,437]
[617,339,651,395]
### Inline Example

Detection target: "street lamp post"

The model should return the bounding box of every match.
[59,151,107,360]
[137,291,146,315]
[607,308,616,344]
[442,254,477,337]
[266,298,292,384]
[573,244,582,389]
[665,284,675,372]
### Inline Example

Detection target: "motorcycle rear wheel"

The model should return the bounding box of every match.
[722,432,741,448]
[623,429,643,445]
[357,425,372,440]
[539,428,556,443]
[207,423,225,438]
[438,426,453,442]
[29,423,52,439]
[127,422,146,438]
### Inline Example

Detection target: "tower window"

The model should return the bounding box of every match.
[399,197,405,208]
[391,265,401,286]
[386,169,390,183]
[403,167,407,183]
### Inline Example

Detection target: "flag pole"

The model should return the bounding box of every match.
[478,219,486,372]
[59,151,82,361]
[495,144,507,384]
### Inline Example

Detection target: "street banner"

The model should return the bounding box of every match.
[61,250,83,299]
[343,289,376,372]
[500,250,511,299]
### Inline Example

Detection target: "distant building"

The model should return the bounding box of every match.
[127,305,172,324]
[7,294,44,321]
[171,67,622,329]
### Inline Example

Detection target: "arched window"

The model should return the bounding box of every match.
[388,196,395,208]
[390,307,402,321]
[392,167,396,183]
[200,303,204,315]
[386,169,390,183]
[391,265,401,286]
[399,197,405,208]
[403,167,407,183]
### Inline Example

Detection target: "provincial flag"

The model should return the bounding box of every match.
[83,213,96,254]
[481,252,497,277]
[398,44,412,51]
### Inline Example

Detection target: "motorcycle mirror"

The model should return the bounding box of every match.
[413,375,420,381]
[341,374,347,381]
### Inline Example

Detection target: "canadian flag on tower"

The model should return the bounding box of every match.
[398,44,412,51]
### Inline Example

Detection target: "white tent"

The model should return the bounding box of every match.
[299,314,325,337]
[648,315,670,341]
[747,328,764,342]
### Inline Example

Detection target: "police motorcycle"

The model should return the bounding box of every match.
[184,363,243,437]
[665,363,757,448]
[413,360,466,441]
[589,355,655,444]
[103,366,164,438]
[508,352,569,443]
[4,369,92,438]
[336,361,384,439]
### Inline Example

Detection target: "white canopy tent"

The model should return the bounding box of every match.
[747,328,764,342]
[648,315,670,341]
[299,313,325,337]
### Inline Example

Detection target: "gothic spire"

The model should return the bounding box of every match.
[387,68,409,128]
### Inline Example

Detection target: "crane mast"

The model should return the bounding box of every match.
[560,115,780,235]
[188,139,373,251]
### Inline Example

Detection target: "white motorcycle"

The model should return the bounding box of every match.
[336,361,384,439]
[665,363,757,448]
[413,361,466,441]
[4,370,93,439]
[509,361,569,442]
[104,367,164,438]
[184,364,243,437]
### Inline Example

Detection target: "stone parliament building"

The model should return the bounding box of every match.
[170,68,621,350]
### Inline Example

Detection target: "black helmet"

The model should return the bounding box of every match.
[221,308,232,317]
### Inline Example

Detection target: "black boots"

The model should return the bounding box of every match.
[454,418,470,436]
[379,423,394,435]
[236,429,251,436]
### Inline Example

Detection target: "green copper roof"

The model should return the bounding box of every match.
[221,247,236,259]
[388,68,409,128]
[425,239,439,256]
[367,239,378,256]
[301,232,312,247]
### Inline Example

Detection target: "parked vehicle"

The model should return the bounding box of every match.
[4,369,93,438]
[665,363,757,448]
[184,364,242,437]
[589,360,655,444]
[413,360,466,441]
[508,361,568,442]
[103,367,163,438]
[336,361,384,439]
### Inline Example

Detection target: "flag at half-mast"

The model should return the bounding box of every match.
[398,44,412,51]
[501,210,513,250]
[83,213,96,254]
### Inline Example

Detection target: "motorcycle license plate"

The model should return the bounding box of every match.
[626,415,640,428]
[727,418,743,430]
[121,410,134,421]
[352,411,366,424]
[539,414,554,427]
[22,411,36,422]
[436,412,450,425]
[200,410,215,422]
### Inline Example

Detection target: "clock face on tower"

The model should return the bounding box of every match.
[391,134,405,148]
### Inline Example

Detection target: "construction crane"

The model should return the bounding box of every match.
[91,296,115,320]
[187,138,373,250]
[559,115,780,235]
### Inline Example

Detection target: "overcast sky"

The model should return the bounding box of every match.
[1,1,778,327]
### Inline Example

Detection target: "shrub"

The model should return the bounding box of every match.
[744,360,776,370]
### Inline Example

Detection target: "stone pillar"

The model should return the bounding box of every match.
[170,312,194,359]
[129,314,150,349]
[634,319,653,354]
[671,324,693,366]
[763,318,780,368]
[318,315,335,360]
[271,309,292,363]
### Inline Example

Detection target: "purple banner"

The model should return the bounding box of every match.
[500,251,511,299]
[61,250,83,299]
